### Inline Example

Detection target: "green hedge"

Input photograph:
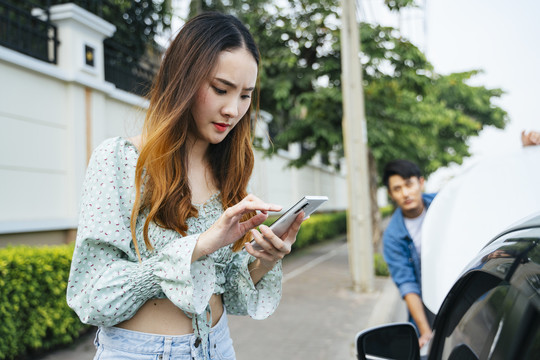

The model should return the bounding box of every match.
[262,211,347,250]
[374,253,390,277]
[379,204,395,219]
[0,244,89,360]
[264,211,389,276]
[0,211,387,358]
[293,211,347,250]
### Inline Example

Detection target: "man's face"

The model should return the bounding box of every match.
[387,175,425,218]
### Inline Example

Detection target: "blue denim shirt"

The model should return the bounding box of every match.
[382,193,436,299]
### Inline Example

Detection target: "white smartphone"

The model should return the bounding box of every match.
[248,195,328,251]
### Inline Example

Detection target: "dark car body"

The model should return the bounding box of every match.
[356,213,540,360]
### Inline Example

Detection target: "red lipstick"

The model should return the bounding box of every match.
[213,123,229,132]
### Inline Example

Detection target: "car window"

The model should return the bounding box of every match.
[447,344,478,360]
[520,317,540,360]
[493,239,540,359]
[433,234,540,360]
[427,269,503,359]
[440,282,508,359]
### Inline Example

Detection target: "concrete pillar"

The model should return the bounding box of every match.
[32,4,117,222]
[34,4,116,80]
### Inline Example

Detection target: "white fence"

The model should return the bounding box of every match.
[0,4,347,246]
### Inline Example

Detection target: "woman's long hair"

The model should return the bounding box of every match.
[130,12,260,259]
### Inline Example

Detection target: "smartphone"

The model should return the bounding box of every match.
[249,195,328,251]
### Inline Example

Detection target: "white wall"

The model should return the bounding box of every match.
[0,4,347,242]
[0,56,74,229]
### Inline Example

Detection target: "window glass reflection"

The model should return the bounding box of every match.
[441,285,508,359]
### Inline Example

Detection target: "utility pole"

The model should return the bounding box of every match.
[340,0,374,292]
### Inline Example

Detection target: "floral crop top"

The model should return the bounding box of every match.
[67,137,283,347]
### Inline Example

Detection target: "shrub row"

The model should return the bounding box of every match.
[379,204,395,219]
[264,211,389,276]
[262,211,347,250]
[0,244,89,360]
[0,210,388,359]
[374,253,390,277]
[293,211,348,250]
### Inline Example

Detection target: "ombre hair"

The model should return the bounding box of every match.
[130,12,260,259]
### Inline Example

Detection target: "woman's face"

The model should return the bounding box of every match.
[191,48,258,145]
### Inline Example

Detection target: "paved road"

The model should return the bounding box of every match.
[39,237,405,360]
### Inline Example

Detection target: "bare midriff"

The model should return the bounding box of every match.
[115,294,224,335]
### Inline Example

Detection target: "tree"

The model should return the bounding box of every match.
[24,0,173,59]
[189,0,507,179]
[190,0,345,166]
[187,0,507,249]
[100,0,172,58]
[359,24,507,177]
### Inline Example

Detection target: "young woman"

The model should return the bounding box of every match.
[67,12,304,360]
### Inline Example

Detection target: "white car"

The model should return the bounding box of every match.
[356,212,540,360]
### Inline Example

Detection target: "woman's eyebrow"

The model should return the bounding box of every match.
[215,77,254,91]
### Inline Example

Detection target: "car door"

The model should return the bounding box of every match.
[428,228,540,360]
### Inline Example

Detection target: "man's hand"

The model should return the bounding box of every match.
[522,130,540,147]
[404,293,433,349]
[418,330,432,349]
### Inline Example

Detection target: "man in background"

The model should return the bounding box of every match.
[382,159,436,348]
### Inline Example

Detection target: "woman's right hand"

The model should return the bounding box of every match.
[191,194,282,262]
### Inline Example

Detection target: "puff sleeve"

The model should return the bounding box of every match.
[66,138,215,326]
[222,252,283,319]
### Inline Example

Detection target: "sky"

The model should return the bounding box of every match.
[425,0,540,189]
[171,0,539,189]
[361,0,540,189]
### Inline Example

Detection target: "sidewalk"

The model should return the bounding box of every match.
[39,236,405,360]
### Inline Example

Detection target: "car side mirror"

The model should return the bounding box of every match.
[355,323,420,360]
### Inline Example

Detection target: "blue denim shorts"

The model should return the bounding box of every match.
[93,310,236,360]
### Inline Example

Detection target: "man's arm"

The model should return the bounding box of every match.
[404,293,432,348]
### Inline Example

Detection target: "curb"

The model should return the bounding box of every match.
[366,276,404,328]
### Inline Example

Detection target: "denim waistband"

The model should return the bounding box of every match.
[95,309,230,357]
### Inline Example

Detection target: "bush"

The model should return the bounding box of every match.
[263,211,347,251]
[294,211,347,250]
[374,253,390,276]
[379,204,395,219]
[267,211,389,276]
[0,210,383,358]
[0,244,88,360]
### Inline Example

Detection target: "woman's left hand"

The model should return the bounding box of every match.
[244,211,305,269]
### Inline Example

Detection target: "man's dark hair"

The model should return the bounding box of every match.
[382,159,422,188]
